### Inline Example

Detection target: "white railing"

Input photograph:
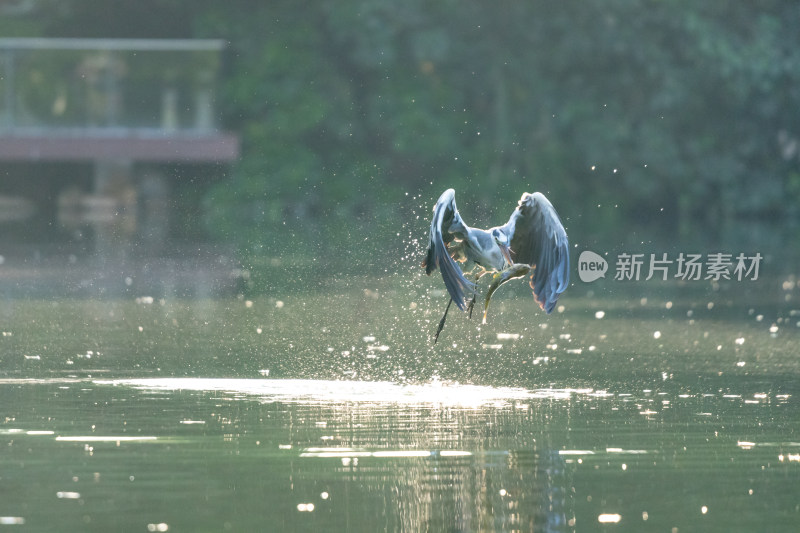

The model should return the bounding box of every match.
[0,38,227,133]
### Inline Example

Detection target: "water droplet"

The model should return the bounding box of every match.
[598,513,621,524]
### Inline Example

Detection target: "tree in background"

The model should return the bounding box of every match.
[36,0,800,261]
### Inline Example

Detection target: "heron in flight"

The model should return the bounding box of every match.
[422,188,569,343]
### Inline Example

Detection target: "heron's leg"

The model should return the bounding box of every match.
[482,264,531,324]
[467,270,487,319]
[433,298,454,344]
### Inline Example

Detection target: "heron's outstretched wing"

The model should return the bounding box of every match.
[423,189,475,311]
[502,192,569,313]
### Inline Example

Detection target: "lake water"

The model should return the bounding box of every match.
[1,274,798,531]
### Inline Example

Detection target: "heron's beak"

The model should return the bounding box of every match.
[499,243,513,267]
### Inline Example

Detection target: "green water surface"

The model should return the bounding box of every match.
[0,277,798,532]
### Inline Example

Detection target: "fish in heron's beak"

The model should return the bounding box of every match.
[499,242,513,267]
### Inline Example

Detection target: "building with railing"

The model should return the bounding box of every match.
[0,38,239,258]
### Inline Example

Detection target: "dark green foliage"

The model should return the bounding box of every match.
[36,1,800,261]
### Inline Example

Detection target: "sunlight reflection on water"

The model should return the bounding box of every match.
[98,377,592,407]
[0,371,797,532]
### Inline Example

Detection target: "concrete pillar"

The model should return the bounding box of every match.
[93,160,136,264]
[138,169,169,256]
